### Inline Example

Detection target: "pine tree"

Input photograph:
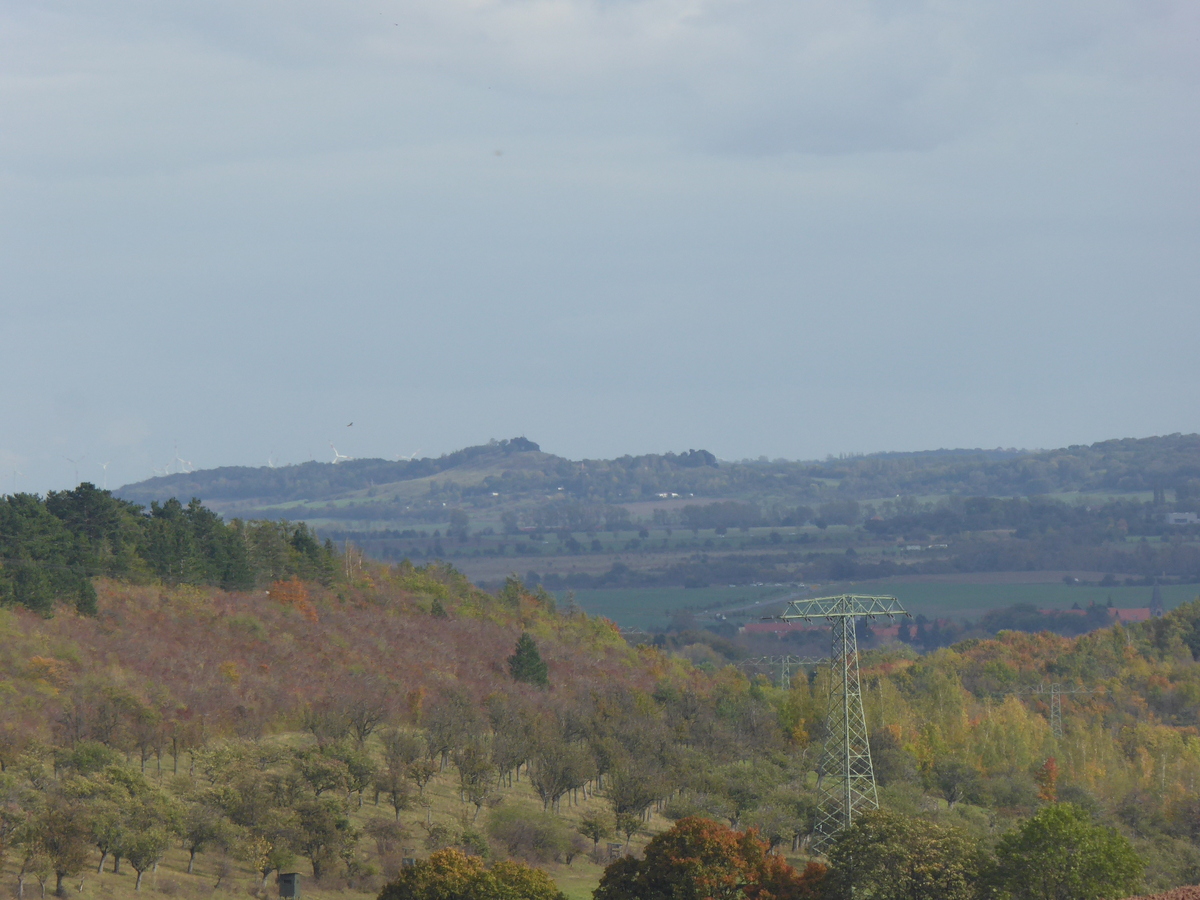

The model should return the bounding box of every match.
[508,633,549,687]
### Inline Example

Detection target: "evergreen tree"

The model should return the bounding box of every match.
[508,633,549,687]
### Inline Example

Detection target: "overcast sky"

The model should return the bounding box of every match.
[2,0,1197,493]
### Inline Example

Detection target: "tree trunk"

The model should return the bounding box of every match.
[113,856,121,875]
[17,872,25,900]
[188,850,196,875]
[134,870,144,892]
[97,852,108,874]
[54,873,65,898]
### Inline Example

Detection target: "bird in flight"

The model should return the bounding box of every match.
[347,422,353,427]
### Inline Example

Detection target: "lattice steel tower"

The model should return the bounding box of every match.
[740,655,827,689]
[773,594,908,853]
[1012,683,1105,739]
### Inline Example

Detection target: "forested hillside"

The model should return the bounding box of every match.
[0,484,336,615]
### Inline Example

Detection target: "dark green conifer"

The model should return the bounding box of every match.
[508,632,549,687]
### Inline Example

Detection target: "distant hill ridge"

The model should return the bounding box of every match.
[115,433,1200,524]
[118,437,548,505]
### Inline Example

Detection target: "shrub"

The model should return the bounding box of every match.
[486,806,570,863]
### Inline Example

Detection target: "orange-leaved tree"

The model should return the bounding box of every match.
[1034,757,1059,802]
[593,817,825,900]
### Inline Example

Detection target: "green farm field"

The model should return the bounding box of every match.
[559,584,797,631]
[564,581,1200,630]
[806,580,1200,620]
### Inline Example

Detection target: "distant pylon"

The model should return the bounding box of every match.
[771,595,908,853]
[1012,683,1106,739]
[740,655,827,689]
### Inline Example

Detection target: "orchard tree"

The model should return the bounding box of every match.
[451,740,497,823]
[181,801,233,875]
[294,797,356,882]
[486,694,534,786]
[578,809,613,853]
[343,678,391,747]
[374,763,413,821]
[424,692,481,768]
[324,743,375,808]
[530,737,591,812]
[37,796,90,897]
[605,761,662,825]
[126,826,171,891]
[992,803,1142,900]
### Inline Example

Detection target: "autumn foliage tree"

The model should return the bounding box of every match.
[824,809,978,900]
[593,817,825,900]
[377,847,564,900]
[1034,757,1059,802]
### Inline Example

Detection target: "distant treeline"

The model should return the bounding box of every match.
[521,532,1200,591]
[0,484,337,615]
[120,433,1200,512]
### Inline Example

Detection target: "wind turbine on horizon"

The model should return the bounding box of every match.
[397,449,421,462]
[330,444,351,464]
[172,444,193,474]
[98,461,111,489]
[64,454,84,484]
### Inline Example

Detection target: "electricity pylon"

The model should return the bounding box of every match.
[772,595,909,853]
[740,655,827,689]
[1012,683,1106,739]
